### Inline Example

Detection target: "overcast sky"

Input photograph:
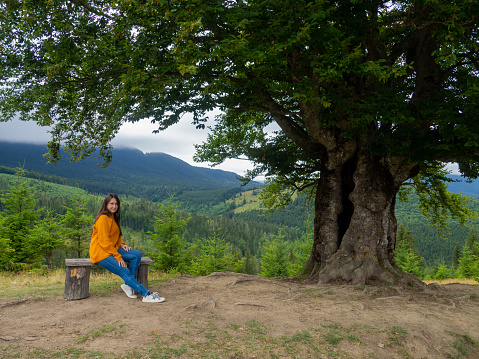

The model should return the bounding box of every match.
[0,113,257,177]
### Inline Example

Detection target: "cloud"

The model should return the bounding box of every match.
[0,118,51,144]
[0,115,256,177]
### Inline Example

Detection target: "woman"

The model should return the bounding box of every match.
[90,193,165,303]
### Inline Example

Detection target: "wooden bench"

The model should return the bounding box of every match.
[64,257,154,300]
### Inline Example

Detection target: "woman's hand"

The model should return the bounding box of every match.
[118,259,126,267]
[120,243,131,251]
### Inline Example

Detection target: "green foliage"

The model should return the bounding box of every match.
[456,245,479,279]
[1,0,477,178]
[406,166,478,238]
[452,243,462,269]
[465,229,479,257]
[0,167,42,267]
[240,248,259,275]
[0,173,88,200]
[149,195,191,273]
[191,226,243,276]
[434,264,452,281]
[260,229,291,278]
[0,216,14,267]
[290,218,314,276]
[394,223,424,278]
[61,193,93,258]
[395,191,479,266]
[28,208,63,272]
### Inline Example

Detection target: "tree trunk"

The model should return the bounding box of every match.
[307,150,423,286]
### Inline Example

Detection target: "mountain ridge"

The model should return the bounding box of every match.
[0,141,257,200]
[2,141,479,199]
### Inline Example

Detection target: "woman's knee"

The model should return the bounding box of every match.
[130,248,142,259]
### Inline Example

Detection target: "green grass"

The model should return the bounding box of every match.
[0,269,174,300]
[387,326,408,346]
[76,321,127,344]
[447,331,478,359]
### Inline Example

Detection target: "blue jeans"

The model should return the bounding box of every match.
[97,247,150,297]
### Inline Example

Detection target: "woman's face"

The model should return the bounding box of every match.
[107,198,119,213]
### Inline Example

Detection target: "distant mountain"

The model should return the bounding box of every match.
[447,175,479,197]
[0,141,257,200]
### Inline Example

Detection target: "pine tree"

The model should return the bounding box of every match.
[452,243,462,269]
[29,208,63,272]
[0,216,14,267]
[61,193,93,258]
[149,195,191,272]
[394,222,423,278]
[465,228,479,257]
[260,230,291,278]
[0,167,42,267]
[190,225,242,276]
[241,248,257,275]
[456,245,479,279]
[291,219,314,276]
[434,264,451,280]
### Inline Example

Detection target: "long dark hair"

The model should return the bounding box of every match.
[93,193,122,236]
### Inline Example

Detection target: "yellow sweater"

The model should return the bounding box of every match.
[89,214,125,263]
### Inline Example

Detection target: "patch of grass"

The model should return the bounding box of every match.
[229,323,241,330]
[0,346,87,359]
[75,321,127,344]
[281,331,313,344]
[424,278,479,286]
[446,331,478,359]
[245,319,268,337]
[387,326,407,346]
[0,270,65,300]
[347,333,363,345]
[321,323,342,329]
[324,330,346,346]
[0,269,175,300]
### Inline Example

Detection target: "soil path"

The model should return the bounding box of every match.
[1,273,479,358]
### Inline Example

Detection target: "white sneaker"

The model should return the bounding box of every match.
[142,292,165,303]
[121,284,138,299]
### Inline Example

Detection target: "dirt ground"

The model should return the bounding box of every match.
[1,273,479,358]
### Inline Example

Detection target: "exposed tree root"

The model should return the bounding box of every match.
[0,298,31,309]
[234,302,267,307]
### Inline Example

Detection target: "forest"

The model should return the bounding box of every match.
[1,163,479,283]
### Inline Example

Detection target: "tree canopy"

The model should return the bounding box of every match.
[1,0,478,284]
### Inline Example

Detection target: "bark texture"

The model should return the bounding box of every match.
[307,149,423,286]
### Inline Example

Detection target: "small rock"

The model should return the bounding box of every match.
[378,343,385,348]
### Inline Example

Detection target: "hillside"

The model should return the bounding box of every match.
[0,141,258,201]
[3,139,479,268]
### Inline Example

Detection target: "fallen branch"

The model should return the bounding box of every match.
[225,276,292,289]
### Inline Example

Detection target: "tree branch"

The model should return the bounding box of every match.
[255,89,325,158]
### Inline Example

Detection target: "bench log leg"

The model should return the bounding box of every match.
[65,266,90,300]
[136,263,150,290]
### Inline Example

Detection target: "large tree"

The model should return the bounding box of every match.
[1,0,478,284]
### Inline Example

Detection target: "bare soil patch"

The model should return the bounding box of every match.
[1,273,479,358]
